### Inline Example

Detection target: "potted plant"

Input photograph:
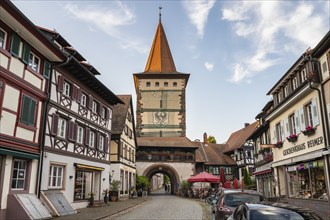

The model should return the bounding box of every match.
[275,141,283,148]
[302,126,316,136]
[286,134,298,142]
[88,192,95,207]
[109,180,121,201]
[103,189,109,204]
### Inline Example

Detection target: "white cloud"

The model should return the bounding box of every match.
[182,0,216,38]
[222,1,329,83]
[64,2,148,53]
[204,62,214,71]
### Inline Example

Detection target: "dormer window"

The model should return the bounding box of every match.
[284,85,289,98]
[292,76,298,90]
[278,91,282,103]
[300,68,307,83]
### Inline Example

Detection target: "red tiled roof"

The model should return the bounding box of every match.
[194,142,236,165]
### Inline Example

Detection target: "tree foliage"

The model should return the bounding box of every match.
[136,174,150,190]
[164,175,170,185]
[243,167,253,186]
[208,136,217,143]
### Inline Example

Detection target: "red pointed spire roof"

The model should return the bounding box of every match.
[144,18,177,73]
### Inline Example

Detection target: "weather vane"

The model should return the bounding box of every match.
[159,5,162,21]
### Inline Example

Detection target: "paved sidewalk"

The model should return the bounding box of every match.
[52,197,151,220]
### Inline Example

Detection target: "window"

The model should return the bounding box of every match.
[322,61,328,75]
[77,126,84,144]
[101,106,106,118]
[292,76,298,90]
[300,68,307,83]
[11,159,27,189]
[28,52,40,72]
[81,93,87,107]
[284,85,289,98]
[274,121,284,142]
[74,170,92,200]
[146,82,151,87]
[173,82,177,87]
[20,94,37,126]
[155,82,159,87]
[289,114,297,135]
[164,82,168,87]
[63,81,71,97]
[89,131,95,148]
[0,28,6,48]
[49,165,64,188]
[99,135,104,151]
[92,101,98,113]
[278,91,282,103]
[57,117,67,138]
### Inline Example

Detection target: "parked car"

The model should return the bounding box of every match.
[227,203,323,220]
[215,189,266,220]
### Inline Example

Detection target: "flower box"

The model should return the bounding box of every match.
[302,126,316,136]
[275,141,283,148]
[286,134,298,142]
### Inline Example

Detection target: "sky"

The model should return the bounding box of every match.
[12,0,330,143]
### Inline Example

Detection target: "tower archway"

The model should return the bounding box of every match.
[143,163,180,195]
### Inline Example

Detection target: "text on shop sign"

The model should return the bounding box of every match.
[283,136,323,156]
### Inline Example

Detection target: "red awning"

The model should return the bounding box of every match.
[253,169,272,176]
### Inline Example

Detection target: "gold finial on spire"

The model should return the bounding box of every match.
[159,5,162,21]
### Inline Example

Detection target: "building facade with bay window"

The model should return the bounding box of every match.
[266,31,330,219]
[38,27,123,210]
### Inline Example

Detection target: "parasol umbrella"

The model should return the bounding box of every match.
[225,179,231,188]
[233,178,238,189]
[220,168,226,187]
[188,171,220,183]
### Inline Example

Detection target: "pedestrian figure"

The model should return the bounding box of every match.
[165,184,168,193]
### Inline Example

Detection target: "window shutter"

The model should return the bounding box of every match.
[294,110,301,134]
[104,136,109,153]
[68,121,77,142]
[98,104,103,116]
[88,96,93,110]
[43,60,51,79]
[72,86,78,101]
[280,120,284,141]
[96,133,100,150]
[105,108,110,120]
[273,126,277,143]
[29,99,36,126]
[10,33,20,56]
[299,108,306,131]
[22,42,30,64]
[85,127,90,146]
[51,113,59,136]
[311,98,320,126]
[73,122,78,142]
[57,75,64,92]
[76,89,82,104]
[285,118,290,137]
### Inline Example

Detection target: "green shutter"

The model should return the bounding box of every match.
[20,95,36,126]
[28,99,36,125]
[43,60,51,78]
[22,42,30,64]
[10,33,20,56]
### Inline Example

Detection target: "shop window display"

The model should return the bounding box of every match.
[74,170,93,200]
[287,159,327,200]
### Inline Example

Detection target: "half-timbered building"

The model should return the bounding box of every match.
[110,95,137,199]
[38,27,123,211]
[0,1,65,218]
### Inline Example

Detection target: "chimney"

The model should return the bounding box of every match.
[203,132,208,144]
[244,123,250,127]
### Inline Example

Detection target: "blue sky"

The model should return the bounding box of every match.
[13,1,329,143]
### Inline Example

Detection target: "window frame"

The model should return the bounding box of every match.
[146,82,151,87]
[99,135,104,151]
[63,81,71,97]
[89,131,95,148]
[77,125,84,144]
[28,51,40,73]
[57,117,67,139]
[81,93,87,107]
[48,164,64,189]
[155,82,159,87]
[92,101,98,113]
[0,28,7,49]
[11,159,27,190]
[289,114,297,135]
[292,76,298,90]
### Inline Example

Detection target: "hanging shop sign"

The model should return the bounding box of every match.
[283,136,323,156]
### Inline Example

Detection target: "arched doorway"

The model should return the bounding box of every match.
[143,164,180,195]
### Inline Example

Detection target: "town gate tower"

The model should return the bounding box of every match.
[133,14,197,194]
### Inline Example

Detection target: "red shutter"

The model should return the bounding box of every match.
[88,96,93,110]
[85,127,90,146]
[51,113,59,136]
[57,75,64,92]
[76,89,82,104]
[104,136,109,153]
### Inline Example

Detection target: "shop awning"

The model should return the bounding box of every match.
[74,163,105,171]
[272,149,324,167]
[0,148,39,160]
[253,169,272,176]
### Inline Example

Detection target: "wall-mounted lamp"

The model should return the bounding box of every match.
[103,178,106,181]
[69,175,73,179]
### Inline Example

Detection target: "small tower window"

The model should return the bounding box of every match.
[155,82,159,87]
[164,82,168,87]
[173,82,177,87]
[146,82,151,87]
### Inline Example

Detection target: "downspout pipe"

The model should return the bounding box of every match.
[36,56,73,197]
